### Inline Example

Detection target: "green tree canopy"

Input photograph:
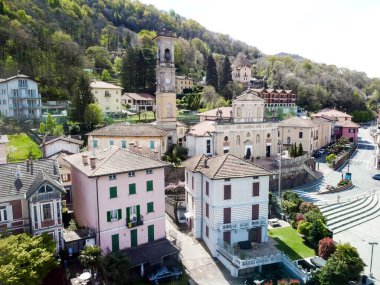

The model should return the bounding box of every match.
[0,233,58,285]
[206,54,218,90]
[84,103,103,131]
[220,56,232,94]
[69,73,94,123]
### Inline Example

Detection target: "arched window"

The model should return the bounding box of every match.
[246,132,250,137]
[256,134,260,144]
[236,135,240,145]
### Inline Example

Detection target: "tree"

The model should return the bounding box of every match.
[200,85,219,108]
[318,243,365,285]
[79,246,102,279]
[318,237,336,260]
[220,56,232,93]
[206,54,218,90]
[38,122,46,134]
[69,73,94,123]
[53,125,64,136]
[0,233,58,285]
[101,69,111,81]
[86,46,112,70]
[100,252,130,285]
[84,103,103,131]
[45,113,55,135]
[297,143,303,156]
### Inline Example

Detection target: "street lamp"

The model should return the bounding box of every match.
[368,241,378,277]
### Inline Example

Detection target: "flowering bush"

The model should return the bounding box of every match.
[318,237,336,260]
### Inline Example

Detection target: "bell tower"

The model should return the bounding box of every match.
[153,32,177,143]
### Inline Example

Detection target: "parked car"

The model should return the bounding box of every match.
[372,174,380,180]
[148,266,182,284]
[318,148,326,154]
[312,151,321,158]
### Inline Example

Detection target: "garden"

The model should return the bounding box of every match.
[7,133,42,162]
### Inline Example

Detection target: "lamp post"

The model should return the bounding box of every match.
[368,241,378,277]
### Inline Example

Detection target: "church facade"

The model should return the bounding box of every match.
[186,90,279,159]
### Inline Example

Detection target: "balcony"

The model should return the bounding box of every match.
[30,192,61,203]
[126,215,144,228]
[218,218,267,232]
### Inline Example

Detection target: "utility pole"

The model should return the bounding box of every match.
[368,241,378,277]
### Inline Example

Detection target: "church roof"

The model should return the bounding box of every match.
[187,120,216,137]
[87,123,167,137]
[235,90,265,102]
[197,107,232,119]
[279,116,316,128]
[182,154,272,179]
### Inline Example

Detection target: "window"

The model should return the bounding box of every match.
[150,141,155,149]
[224,178,230,182]
[146,169,153,175]
[236,135,240,145]
[206,203,209,218]
[33,205,38,223]
[0,206,7,222]
[148,225,154,242]
[186,173,188,183]
[224,185,231,200]
[191,177,194,190]
[223,148,229,154]
[206,140,211,153]
[38,185,54,193]
[287,137,291,144]
[107,209,122,222]
[299,132,303,139]
[121,140,127,148]
[93,140,98,148]
[129,183,136,195]
[109,187,117,198]
[147,202,154,213]
[146,180,153,191]
[42,203,52,221]
[109,140,114,146]
[206,181,209,196]
[206,225,209,238]
[126,205,140,224]
[109,174,116,180]
[252,183,260,196]
[128,172,135,177]
[61,173,71,182]
[349,129,355,133]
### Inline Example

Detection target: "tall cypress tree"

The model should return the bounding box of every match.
[206,54,218,90]
[220,56,232,91]
[121,48,138,92]
[69,73,94,124]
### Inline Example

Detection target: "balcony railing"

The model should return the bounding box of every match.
[218,218,267,232]
[126,215,144,228]
[30,192,61,203]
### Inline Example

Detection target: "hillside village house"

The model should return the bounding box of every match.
[0,134,8,164]
[121,93,156,112]
[0,159,65,251]
[90,81,123,114]
[231,66,251,83]
[182,154,275,276]
[278,116,334,154]
[175,76,193,94]
[40,135,83,158]
[186,90,278,159]
[0,74,41,120]
[64,148,179,274]
[87,123,168,158]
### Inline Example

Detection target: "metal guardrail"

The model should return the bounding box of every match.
[218,218,267,232]
[315,189,380,206]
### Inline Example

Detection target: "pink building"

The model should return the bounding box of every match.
[64,147,179,273]
[334,121,359,143]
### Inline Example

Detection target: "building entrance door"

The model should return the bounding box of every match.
[248,227,262,243]
[266,145,271,157]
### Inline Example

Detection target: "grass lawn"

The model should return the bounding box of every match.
[268,226,315,260]
[7,133,42,162]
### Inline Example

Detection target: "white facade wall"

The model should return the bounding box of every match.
[0,77,41,119]
[45,140,81,158]
[186,135,214,157]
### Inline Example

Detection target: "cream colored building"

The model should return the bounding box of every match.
[186,90,278,159]
[175,76,193,94]
[90,81,123,114]
[278,116,334,154]
[231,65,251,83]
[311,109,352,122]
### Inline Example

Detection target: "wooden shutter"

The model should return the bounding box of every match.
[136,205,140,221]
[252,183,260,197]
[224,185,231,200]
[252,204,259,220]
[206,181,209,196]
[205,203,209,218]
[129,183,136,195]
[110,187,117,198]
[146,180,153,191]
[126,207,130,223]
[223,208,231,224]
[118,209,122,220]
[107,211,111,222]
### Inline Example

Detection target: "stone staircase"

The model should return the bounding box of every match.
[318,193,380,234]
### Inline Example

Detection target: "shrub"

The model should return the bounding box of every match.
[297,220,312,236]
[299,202,318,214]
[318,237,336,260]
[304,209,326,224]
[326,153,336,164]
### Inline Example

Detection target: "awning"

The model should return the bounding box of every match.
[184,212,193,218]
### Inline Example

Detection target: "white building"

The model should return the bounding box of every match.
[90,81,123,114]
[40,136,83,158]
[0,74,41,120]
[182,154,273,276]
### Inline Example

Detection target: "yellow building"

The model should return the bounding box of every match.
[90,81,123,114]
[175,76,193,94]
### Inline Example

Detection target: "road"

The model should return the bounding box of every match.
[290,127,380,280]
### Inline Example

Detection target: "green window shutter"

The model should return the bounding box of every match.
[148,225,154,242]
[136,205,140,221]
[147,202,154,213]
[109,187,117,198]
[146,180,153,191]
[118,209,122,220]
[107,211,111,222]
[126,207,130,223]
[129,183,136,195]
[112,234,119,252]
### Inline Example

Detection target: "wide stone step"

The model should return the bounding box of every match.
[325,195,374,221]
[329,195,380,232]
[319,195,369,215]
[333,209,380,234]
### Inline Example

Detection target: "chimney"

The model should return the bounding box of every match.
[204,157,208,168]
[82,154,88,165]
[129,142,135,150]
[154,150,159,160]
[90,157,96,169]
[134,145,138,153]
[30,159,33,175]
[137,146,142,153]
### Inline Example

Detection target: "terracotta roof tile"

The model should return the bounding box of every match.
[87,123,167,137]
[197,107,232,118]
[187,121,216,136]
[279,116,316,128]
[90,81,123,89]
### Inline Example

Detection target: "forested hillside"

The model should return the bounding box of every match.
[1,0,379,116]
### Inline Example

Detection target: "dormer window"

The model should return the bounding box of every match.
[109,174,117,180]
[38,185,53,193]
[128,172,135,177]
